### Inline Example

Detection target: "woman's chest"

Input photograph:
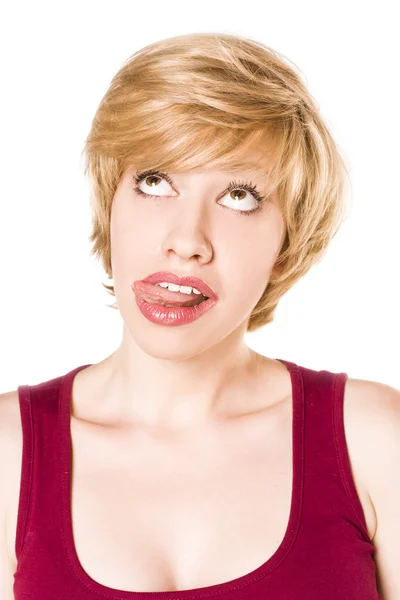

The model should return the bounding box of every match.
[65,412,294,592]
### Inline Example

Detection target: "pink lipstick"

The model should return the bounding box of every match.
[132,271,218,326]
[134,295,217,326]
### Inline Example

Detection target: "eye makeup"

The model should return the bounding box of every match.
[131,169,269,216]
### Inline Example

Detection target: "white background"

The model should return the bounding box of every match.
[0,0,399,391]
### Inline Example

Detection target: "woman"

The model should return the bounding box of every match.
[2,32,398,599]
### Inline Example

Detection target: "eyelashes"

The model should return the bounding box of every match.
[131,170,268,216]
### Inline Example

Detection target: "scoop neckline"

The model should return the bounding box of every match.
[59,358,305,599]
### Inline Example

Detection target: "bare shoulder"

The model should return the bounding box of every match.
[341,375,400,543]
[0,389,22,568]
[343,376,400,598]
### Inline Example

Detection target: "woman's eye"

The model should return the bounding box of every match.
[136,174,173,196]
[220,188,260,212]
[132,171,266,215]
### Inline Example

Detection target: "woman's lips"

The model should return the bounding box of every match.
[132,281,208,307]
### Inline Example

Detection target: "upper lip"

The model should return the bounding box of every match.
[141,271,218,300]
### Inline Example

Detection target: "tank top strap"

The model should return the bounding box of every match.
[16,372,70,563]
[295,361,372,544]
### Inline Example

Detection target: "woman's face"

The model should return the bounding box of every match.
[109,162,286,359]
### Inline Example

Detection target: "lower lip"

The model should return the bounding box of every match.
[134,294,218,326]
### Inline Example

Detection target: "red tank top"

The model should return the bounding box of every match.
[13,359,382,599]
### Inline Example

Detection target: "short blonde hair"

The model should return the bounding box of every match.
[82,32,350,332]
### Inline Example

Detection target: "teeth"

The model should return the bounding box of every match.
[156,282,203,295]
